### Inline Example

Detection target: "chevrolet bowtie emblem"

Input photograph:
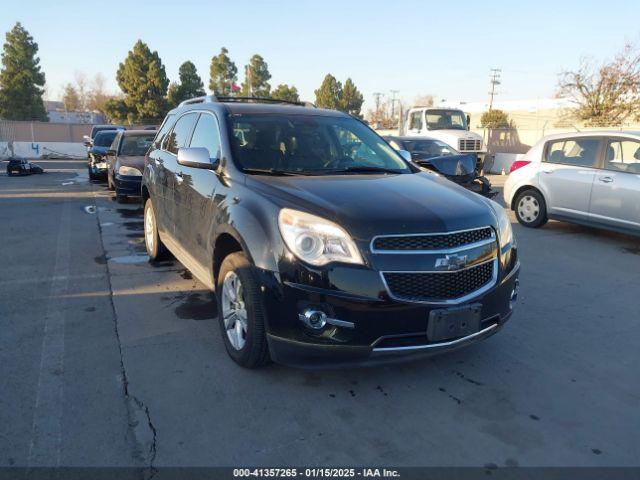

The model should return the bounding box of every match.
[435,254,468,271]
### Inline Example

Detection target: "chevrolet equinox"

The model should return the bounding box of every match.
[142,96,520,368]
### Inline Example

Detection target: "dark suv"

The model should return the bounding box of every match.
[142,96,520,368]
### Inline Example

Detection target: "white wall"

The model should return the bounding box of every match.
[0,142,86,160]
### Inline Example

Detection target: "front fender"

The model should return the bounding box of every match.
[214,193,284,273]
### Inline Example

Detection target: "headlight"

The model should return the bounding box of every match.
[278,208,363,266]
[118,166,142,176]
[488,199,515,252]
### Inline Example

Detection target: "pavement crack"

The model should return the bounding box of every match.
[94,189,158,479]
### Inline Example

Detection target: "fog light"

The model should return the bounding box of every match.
[299,309,327,330]
[510,278,519,308]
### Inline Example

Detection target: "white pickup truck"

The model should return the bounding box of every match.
[403,107,486,168]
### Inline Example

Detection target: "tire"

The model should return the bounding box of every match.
[116,194,127,204]
[216,252,270,368]
[88,166,97,182]
[514,189,548,228]
[144,198,168,261]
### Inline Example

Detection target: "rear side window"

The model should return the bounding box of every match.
[545,137,600,167]
[604,138,640,174]
[155,114,176,149]
[189,114,222,159]
[165,113,198,155]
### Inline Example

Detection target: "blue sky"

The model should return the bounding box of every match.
[2,0,640,110]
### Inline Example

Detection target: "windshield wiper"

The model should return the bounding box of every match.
[330,166,404,174]
[242,168,309,176]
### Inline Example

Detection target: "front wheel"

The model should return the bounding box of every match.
[144,198,168,261]
[216,252,270,368]
[515,189,548,228]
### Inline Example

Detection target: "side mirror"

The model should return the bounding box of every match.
[398,149,412,162]
[177,147,218,169]
[83,135,92,147]
[466,115,471,131]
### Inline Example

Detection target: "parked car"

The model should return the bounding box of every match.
[88,130,120,181]
[504,131,640,235]
[142,96,520,368]
[403,107,486,169]
[6,158,44,176]
[106,130,156,203]
[385,136,496,197]
[83,124,125,149]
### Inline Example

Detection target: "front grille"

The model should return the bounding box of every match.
[373,227,493,251]
[383,261,494,302]
[458,139,482,151]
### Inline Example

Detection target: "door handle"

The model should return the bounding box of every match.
[542,169,554,174]
[599,176,614,183]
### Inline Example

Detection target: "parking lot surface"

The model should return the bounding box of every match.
[1,160,639,471]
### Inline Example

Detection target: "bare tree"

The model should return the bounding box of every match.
[74,71,89,111]
[413,94,434,107]
[559,44,640,126]
[88,73,111,113]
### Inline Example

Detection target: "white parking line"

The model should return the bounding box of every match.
[27,200,71,467]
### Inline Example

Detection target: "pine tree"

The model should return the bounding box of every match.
[168,60,205,107]
[314,74,342,110]
[209,47,238,96]
[109,40,169,123]
[271,84,300,103]
[0,22,47,121]
[241,54,271,97]
[340,78,364,118]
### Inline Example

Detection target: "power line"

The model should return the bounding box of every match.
[488,68,501,111]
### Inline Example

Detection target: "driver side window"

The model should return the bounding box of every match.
[409,111,423,130]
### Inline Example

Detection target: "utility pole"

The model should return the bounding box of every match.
[488,68,501,111]
[389,90,399,118]
[373,92,384,121]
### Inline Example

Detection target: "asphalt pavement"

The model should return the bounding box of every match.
[1,160,639,474]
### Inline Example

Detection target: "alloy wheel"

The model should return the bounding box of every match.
[144,205,155,254]
[221,271,248,350]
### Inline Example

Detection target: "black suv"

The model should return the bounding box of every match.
[142,96,520,368]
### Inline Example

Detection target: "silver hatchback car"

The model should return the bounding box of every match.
[504,131,640,235]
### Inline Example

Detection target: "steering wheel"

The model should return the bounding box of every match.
[323,155,355,170]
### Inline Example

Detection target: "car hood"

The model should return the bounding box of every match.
[416,154,477,177]
[246,172,497,241]
[118,155,145,171]
[90,146,109,155]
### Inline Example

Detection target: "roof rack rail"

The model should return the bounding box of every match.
[178,95,218,107]
[216,96,315,108]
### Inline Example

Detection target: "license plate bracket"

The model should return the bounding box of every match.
[427,304,482,342]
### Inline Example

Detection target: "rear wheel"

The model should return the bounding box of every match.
[216,252,270,368]
[515,189,548,228]
[144,198,168,261]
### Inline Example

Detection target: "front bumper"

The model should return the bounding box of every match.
[261,259,520,368]
[114,174,142,196]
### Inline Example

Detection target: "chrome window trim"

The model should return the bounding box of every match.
[370,226,496,254]
[372,323,498,353]
[380,258,499,305]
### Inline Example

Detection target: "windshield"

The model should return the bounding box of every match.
[403,139,458,159]
[229,114,411,175]
[425,110,467,131]
[94,131,118,147]
[120,134,154,156]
